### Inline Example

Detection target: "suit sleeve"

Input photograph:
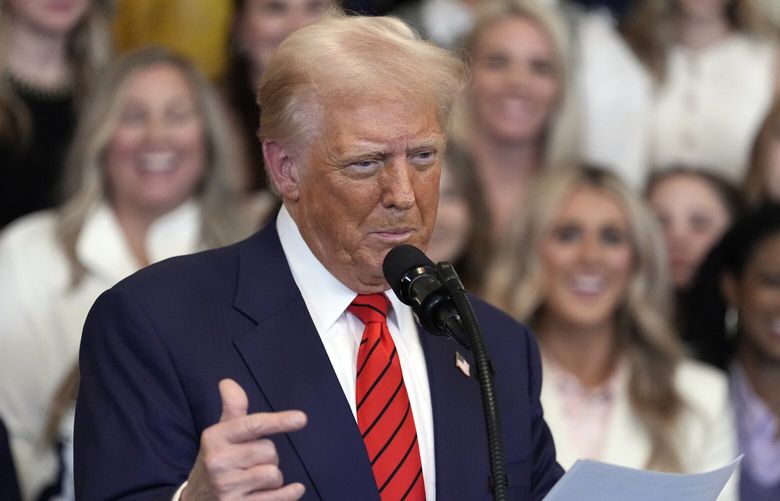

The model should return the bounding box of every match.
[523,326,564,500]
[74,287,199,500]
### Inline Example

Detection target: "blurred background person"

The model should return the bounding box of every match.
[571,0,653,189]
[452,0,578,240]
[222,0,334,200]
[719,204,780,501]
[646,168,739,290]
[645,167,741,358]
[426,143,492,293]
[623,0,778,182]
[743,97,780,208]
[0,47,252,499]
[487,167,737,498]
[0,0,113,229]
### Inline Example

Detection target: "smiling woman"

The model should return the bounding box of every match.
[0,47,252,499]
[702,204,780,499]
[451,0,578,240]
[486,166,738,498]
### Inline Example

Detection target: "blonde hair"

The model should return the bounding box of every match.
[743,97,780,207]
[258,11,467,175]
[0,0,114,142]
[622,0,774,81]
[487,165,685,472]
[453,0,578,168]
[56,47,251,285]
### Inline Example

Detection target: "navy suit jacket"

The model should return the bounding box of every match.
[74,222,562,500]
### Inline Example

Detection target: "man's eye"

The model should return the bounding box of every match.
[411,151,436,164]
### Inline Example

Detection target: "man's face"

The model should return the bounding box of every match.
[288,97,444,292]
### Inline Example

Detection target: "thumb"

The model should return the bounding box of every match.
[218,378,248,422]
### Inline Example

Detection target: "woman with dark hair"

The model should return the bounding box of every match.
[646,167,741,291]
[646,167,742,363]
[0,0,113,228]
[222,0,333,194]
[703,204,780,499]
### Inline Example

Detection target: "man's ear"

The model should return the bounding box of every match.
[263,140,301,201]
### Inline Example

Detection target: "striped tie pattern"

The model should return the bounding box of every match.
[349,293,426,501]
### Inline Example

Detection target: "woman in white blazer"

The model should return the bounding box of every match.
[487,166,737,500]
[0,48,252,499]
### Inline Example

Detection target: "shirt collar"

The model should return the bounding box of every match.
[276,206,405,332]
[77,200,200,281]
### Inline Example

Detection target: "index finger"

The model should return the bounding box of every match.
[223,409,307,444]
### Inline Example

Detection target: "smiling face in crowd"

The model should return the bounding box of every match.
[105,63,206,219]
[539,186,635,332]
[470,15,560,146]
[725,233,780,364]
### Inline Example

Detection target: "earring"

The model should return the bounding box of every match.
[724,307,739,338]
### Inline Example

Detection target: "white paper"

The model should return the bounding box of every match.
[543,455,742,501]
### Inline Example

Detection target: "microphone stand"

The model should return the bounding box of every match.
[436,262,509,501]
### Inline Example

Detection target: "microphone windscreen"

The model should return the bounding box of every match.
[383,245,434,300]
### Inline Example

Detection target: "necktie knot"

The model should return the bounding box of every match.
[348,293,389,325]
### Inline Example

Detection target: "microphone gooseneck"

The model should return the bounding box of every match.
[383,245,509,501]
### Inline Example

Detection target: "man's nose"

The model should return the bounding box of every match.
[381,161,416,210]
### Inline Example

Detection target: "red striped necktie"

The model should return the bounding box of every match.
[349,293,426,500]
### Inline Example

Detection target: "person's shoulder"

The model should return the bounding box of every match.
[0,210,57,249]
[0,210,61,269]
[675,358,730,416]
[114,236,245,297]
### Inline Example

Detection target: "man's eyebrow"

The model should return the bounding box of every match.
[336,134,446,159]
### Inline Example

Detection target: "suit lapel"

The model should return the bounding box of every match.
[232,223,379,500]
[421,330,491,499]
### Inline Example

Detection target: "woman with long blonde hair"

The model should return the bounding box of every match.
[0,47,251,499]
[452,0,578,240]
[0,0,113,228]
[487,166,737,496]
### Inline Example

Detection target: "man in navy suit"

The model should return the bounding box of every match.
[74,13,563,500]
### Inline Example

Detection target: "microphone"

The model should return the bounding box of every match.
[384,244,508,500]
[382,245,467,346]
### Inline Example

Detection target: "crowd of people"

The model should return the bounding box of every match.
[0,0,779,500]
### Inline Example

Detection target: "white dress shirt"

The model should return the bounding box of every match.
[277,206,437,499]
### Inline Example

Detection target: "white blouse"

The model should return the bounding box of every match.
[0,201,201,499]
[651,34,777,182]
